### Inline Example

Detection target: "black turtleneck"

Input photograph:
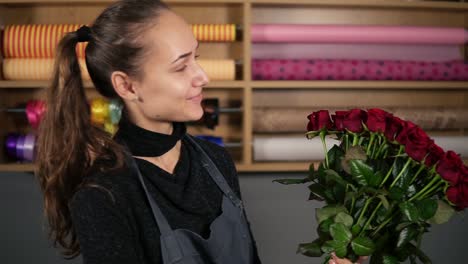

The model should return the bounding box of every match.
[69,117,262,264]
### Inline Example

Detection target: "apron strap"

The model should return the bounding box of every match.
[185,135,244,211]
[127,154,174,236]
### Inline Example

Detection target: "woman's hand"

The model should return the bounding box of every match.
[328,252,368,264]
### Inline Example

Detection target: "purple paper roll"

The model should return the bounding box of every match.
[252,59,468,81]
[252,44,463,62]
[16,135,26,161]
[251,24,468,44]
[23,133,36,162]
[6,134,19,159]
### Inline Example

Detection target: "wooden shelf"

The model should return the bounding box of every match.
[0,163,35,172]
[251,0,468,10]
[0,80,246,89]
[251,81,468,89]
[236,162,311,172]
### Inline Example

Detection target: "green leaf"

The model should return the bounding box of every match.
[429,200,455,224]
[407,243,433,264]
[382,255,400,264]
[318,218,334,237]
[334,212,354,228]
[351,224,361,236]
[316,205,347,224]
[391,158,411,188]
[321,240,335,254]
[325,169,349,187]
[399,201,420,222]
[389,186,405,201]
[308,183,326,201]
[273,178,309,185]
[351,236,375,256]
[330,223,352,244]
[416,199,438,220]
[396,225,418,249]
[297,239,323,257]
[368,171,384,188]
[349,159,373,186]
[321,240,348,258]
[328,145,345,170]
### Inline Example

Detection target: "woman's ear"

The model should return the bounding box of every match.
[111,71,140,101]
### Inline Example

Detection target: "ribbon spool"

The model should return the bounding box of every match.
[108,99,123,125]
[25,100,47,129]
[5,133,36,162]
[90,98,110,125]
[191,24,241,42]
[195,135,242,148]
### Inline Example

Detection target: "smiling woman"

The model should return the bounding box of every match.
[34,0,261,263]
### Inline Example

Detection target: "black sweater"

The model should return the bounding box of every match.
[69,136,261,264]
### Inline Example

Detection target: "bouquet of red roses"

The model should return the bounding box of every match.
[275,108,467,264]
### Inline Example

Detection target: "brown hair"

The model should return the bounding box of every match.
[35,0,169,258]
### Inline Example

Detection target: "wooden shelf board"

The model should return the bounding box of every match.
[251,81,468,89]
[0,80,246,89]
[251,0,468,10]
[0,163,35,172]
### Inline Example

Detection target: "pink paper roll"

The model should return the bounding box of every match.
[251,24,468,44]
[252,59,468,81]
[252,44,463,62]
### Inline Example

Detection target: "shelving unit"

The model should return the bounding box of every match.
[1,0,467,172]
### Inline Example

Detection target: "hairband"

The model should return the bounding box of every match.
[76,25,91,43]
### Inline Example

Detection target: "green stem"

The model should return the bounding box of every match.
[352,133,358,146]
[409,164,426,185]
[417,179,445,201]
[379,145,405,188]
[320,130,329,168]
[389,158,412,188]
[366,133,375,156]
[409,175,441,202]
[371,211,397,238]
[356,198,374,227]
[359,201,382,237]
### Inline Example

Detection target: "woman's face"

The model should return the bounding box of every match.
[130,11,209,127]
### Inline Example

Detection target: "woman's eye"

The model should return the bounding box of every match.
[176,65,187,72]
[195,54,200,59]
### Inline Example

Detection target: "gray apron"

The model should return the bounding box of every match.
[129,135,255,264]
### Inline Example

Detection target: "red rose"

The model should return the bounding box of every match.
[332,111,347,131]
[436,151,463,185]
[307,110,332,131]
[342,109,367,133]
[461,166,468,183]
[395,121,417,145]
[384,116,404,141]
[404,126,433,162]
[446,182,468,209]
[424,144,445,167]
[366,108,388,133]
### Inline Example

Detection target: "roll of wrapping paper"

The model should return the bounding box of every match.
[191,24,238,42]
[254,136,340,161]
[251,43,463,62]
[198,59,236,80]
[253,107,468,132]
[2,58,90,80]
[2,24,87,58]
[253,135,468,161]
[252,59,468,81]
[251,24,468,44]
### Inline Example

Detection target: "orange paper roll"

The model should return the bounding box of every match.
[198,59,236,81]
[2,24,87,58]
[191,24,237,42]
[2,58,90,81]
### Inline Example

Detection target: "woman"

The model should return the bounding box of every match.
[36,0,261,263]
